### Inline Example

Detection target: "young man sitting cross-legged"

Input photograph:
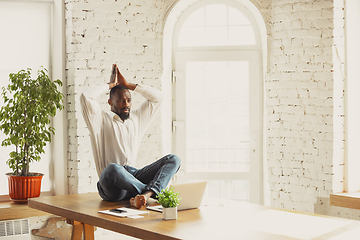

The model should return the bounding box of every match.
[80,64,181,208]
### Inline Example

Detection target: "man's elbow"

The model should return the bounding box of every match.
[80,93,91,109]
[157,93,164,104]
[80,93,86,105]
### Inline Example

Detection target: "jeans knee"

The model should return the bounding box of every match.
[167,154,181,169]
[103,163,124,176]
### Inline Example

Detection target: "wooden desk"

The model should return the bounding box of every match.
[28,193,360,240]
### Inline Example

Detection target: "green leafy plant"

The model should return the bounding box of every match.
[157,187,181,208]
[0,67,64,176]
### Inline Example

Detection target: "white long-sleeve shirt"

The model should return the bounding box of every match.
[80,84,164,177]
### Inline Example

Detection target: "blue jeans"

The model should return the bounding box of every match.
[97,154,181,201]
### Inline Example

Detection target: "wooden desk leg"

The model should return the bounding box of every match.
[83,224,95,240]
[66,219,95,240]
[71,221,83,240]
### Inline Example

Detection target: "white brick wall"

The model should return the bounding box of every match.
[267,0,337,213]
[64,0,352,221]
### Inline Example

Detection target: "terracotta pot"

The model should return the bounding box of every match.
[6,172,44,203]
[162,207,177,220]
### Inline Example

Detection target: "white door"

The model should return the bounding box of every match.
[173,50,262,203]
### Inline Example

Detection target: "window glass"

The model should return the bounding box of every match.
[186,61,250,172]
[178,4,256,47]
[201,179,250,202]
[0,1,51,195]
[206,4,227,26]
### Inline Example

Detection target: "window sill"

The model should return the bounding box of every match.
[330,192,360,210]
[0,201,50,221]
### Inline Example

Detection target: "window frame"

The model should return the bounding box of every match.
[171,0,263,204]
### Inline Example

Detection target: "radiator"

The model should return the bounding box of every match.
[0,219,30,239]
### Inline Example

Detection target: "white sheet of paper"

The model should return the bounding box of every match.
[127,215,144,219]
[249,209,351,240]
[99,207,149,218]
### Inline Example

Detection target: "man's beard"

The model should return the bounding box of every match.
[117,107,130,121]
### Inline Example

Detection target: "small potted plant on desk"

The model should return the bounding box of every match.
[157,187,181,220]
[0,67,64,203]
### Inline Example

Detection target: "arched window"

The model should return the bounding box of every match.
[177,4,256,47]
[170,0,264,204]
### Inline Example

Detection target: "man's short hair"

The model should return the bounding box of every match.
[109,85,129,99]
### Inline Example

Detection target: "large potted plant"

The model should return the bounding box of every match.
[0,67,64,202]
[157,187,180,220]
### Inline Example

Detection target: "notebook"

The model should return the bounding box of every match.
[147,181,207,212]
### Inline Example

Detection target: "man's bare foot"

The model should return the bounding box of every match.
[130,195,146,209]
[129,190,154,209]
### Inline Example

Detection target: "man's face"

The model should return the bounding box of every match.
[108,89,132,121]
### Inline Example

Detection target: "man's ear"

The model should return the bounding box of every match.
[108,99,112,106]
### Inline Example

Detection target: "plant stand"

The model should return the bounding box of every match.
[162,207,177,220]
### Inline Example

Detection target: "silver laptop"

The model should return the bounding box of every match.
[147,181,207,212]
